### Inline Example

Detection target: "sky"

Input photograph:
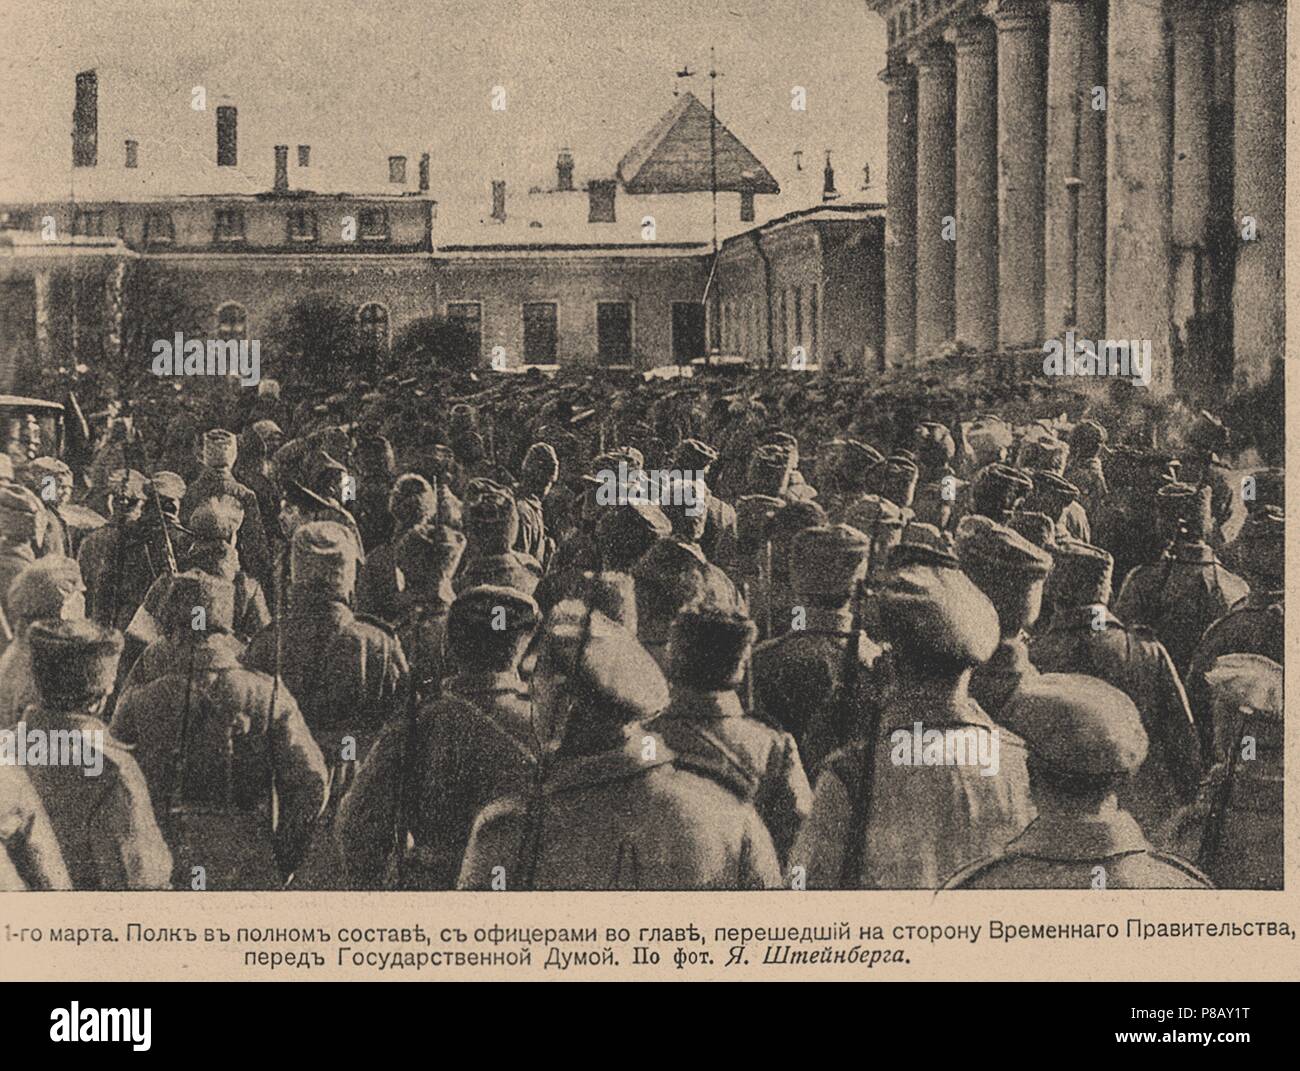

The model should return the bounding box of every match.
[0,0,888,226]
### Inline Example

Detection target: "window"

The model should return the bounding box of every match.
[588,180,617,223]
[144,210,175,245]
[216,106,237,167]
[125,139,139,169]
[359,207,389,241]
[287,208,318,242]
[597,302,632,362]
[216,303,247,341]
[358,303,390,354]
[297,145,311,167]
[214,207,245,242]
[810,285,819,354]
[446,302,483,360]
[72,209,106,237]
[794,286,804,348]
[389,157,407,185]
[740,190,755,223]
[523,303,558,362]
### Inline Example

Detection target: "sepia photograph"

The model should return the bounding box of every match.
[0,0,1292,1003]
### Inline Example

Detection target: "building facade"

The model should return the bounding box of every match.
[871,0,1285,394]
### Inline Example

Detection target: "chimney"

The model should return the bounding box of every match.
[389,155,407,185]
[216,106,238,166]
[557,148,574,191]
[297,145,311,167]
[418,152,430,192]
[491,180,507,222]
[72,70,98,168]
[125,139,139,169]
[822,149,840,203]
[274,145,289,192]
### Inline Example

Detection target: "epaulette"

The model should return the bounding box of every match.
[938,851,1017,891]
[1146,850,1215,888]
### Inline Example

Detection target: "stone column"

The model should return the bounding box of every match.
[1232,0,1285,391]
[1044,0,1106,340]
[912,41,957,357]
[952,17,998,353]
[1106,0,1172,392]
[881,58,918,366]
[992,0,1049,350]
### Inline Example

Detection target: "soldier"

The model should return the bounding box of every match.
[0,764,71,890]
[675,437,738,568]
[180,429,272,590]
[866,453,920,515]
[393,521,467,691]
[1024,471,1088,543]
[514,442,560,568]
[1114,483,1249,674]
[957,415,1013,481]
[337,586,540,890]
[1064,418,1109,519]
[1179,409,1238,552]
[456,483,542,596]
[792,562,1033,889]
[457,600,781,890]
[1029,541,1200,837]
[969,462,1034,524]
[352,434,398,553]
[1163,653,1281,890]
[0,484,50,641]
[24,620,172,889]
[146,471,194,565]
[943,674,1211,889]
[842,494,907,575]
[752,525,887,779]
[111,572,327,889]
[128,496,270,649]
[18,456,73,558]
[1220,466,1282,574]
[243,522,408,790]
[955,515,1053,719]
[0,557,86,728]
[815,439,884,526]
[648,607,812,868]
[911,421,962,530]
[305,452,366,563]
[356,473,439,621]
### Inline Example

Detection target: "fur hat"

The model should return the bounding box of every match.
[29,619,124,708]
[669,607,757,691]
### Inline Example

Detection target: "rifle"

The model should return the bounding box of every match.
[1198,708,1252,875]
[837,577,879,889]
[124,423,178,578]
[740,580,754,713]
[390,600,439,889]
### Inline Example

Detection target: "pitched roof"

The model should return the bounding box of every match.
[616,92,779,195]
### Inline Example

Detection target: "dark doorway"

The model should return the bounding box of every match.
[597,301,632,363]
[672,302,706,364]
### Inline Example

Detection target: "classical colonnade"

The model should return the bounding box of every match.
[874,0,1285,392]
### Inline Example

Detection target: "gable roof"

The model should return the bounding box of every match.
[616,92,779,195]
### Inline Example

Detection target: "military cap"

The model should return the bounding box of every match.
[251,418,283,443]
[913,421,956,470]
[966,417,1014,456]
[464,486,520,548]
[522,441,561,483]
[1005,511,1058,551]
[870,454,920,509]
[1234,505,1283,586]
[594,446,645,472]
[1068,419,1108,457]
[541,599,669,722]
[149,471,186,504]
[674,438,719,472]
[449,584,539,635]
[597,500,671,566]
[162,569,236,635]
[107,469,149,502]
[202,428,238,469]
[29,618,124,709]
[957,514,1054,578]
[1018,436,1070,476]
[388,473,438,530]
[291,521,359,595]
[308,451,349,493]
[189,495,245,543]
[843,494,907,535]
[1156,481,1211,532]
[770,499,827,541]
[875,563,999,666]
[1202,653,1282,721]
[889,522,959,569]
[0,484,44,537]
[6,556,85,623]
[20,455,72,492]
[575,571,638,634]
[1050,541,1114,606]
[791,524,872,597]
[762,431,799,457]
[669,607,758,690]
[748,444,795,495]
[1001,673,1148,777]
[395,522,466,596]
[1029,470,1081,501]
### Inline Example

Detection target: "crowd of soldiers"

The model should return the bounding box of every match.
[0,362,1284,891]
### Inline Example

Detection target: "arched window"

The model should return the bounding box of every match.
[358,302,390,354]
[215,302,247,341]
